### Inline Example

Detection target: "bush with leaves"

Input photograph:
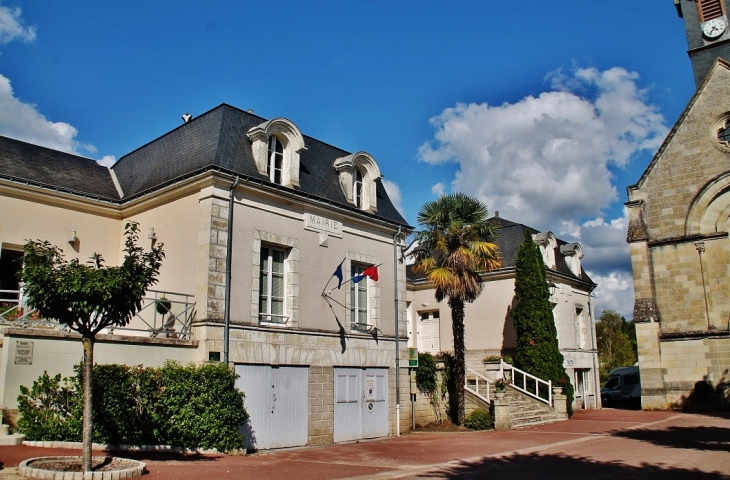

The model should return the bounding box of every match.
[17,372,82,441]
[464,408,492,430]
[158,361,248,452]
[17,361,248,452]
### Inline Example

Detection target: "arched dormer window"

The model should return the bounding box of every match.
[248,118,307,188]
[334,152,382,212]
[354,168,363,208]
[532,231,557,269]
[268,136,284,183]
[560,243,584,277]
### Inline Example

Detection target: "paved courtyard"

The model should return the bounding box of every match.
[1,409,729,479]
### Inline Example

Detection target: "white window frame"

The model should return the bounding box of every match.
[353,168,363,209]
[350,263,370,330]
[259,246,287,325]
[268,136,284,184]
[575,305,585,349]
[251,230,300,327]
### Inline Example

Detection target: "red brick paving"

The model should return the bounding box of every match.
[1,410,728,479]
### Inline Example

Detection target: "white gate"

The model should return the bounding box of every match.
[235,364,308,450]
[334,367,388,442]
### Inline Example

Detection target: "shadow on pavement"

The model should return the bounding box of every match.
[613,425,730,453]
[417,453,726,479]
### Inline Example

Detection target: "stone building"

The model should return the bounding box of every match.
[0,103,412,448]
[407,215,599,411]
[627,0,730,409]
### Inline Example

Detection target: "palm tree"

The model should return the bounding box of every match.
[412,193,501,425]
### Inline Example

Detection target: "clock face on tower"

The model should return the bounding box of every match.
[703,17,727,39]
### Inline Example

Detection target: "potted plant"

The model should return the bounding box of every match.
[493,378,508,399]
[156,296,172,316]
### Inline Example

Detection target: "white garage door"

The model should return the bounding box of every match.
[334,367,388,442]
[235,364,308,450]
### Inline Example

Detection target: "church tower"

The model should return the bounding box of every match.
[676,0,730,86]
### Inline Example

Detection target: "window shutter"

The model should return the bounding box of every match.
[698,0,725,22]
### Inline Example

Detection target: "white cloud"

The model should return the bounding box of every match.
[0,5,36,45]
[588,270,634,320]
[382,179,404,216]
[418,66,668,232]
[559,209,632,275]
[431,182,445,196]
[97,155,116,168]
[418,66,668,321]
[0,73,111,166]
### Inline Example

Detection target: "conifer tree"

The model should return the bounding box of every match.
[512,230,573,415]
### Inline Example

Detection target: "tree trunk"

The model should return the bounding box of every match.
[449,298,466,425]
[82,336,94,472]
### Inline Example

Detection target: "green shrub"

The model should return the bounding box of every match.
[17,361,248,452]
[158,361,248,452]
[17,372,82,441]
[415,352,437,395]
[464,408,492,430]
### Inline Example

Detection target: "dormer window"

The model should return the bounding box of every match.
[354,168,363,208]
[248,118,307,188]
[532,231,557,269]
[560,243,584,277]
[334,152,382,212]
[268,136,284,183]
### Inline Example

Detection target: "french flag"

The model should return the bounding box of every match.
[353,265,378,283]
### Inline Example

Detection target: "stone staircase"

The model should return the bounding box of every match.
[502,387,566,429]
[0,421,24,445]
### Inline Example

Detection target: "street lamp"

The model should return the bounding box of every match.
[548,282,558,296]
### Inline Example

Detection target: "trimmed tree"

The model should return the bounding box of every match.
[412,193,501,425]
[20,222,164,471]
[512,230,574,415]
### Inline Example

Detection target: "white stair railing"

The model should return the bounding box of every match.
[500,360,552,406]
[465,367,492,404]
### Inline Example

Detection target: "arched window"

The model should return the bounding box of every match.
[334,152,382,212]
[353,168,363,209]
[248,118,307,188]
[268,136,284,184]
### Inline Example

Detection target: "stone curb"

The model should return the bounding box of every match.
[22,441,219,455]
[18,456,145,480]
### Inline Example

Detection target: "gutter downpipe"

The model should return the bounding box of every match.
[223,176,240,365]
[588,285,599,410]
[393,225,402,436]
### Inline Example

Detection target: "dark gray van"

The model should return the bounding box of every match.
[601,366,641,407]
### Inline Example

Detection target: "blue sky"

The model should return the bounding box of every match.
[0,2,698,319]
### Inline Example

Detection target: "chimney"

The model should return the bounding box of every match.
[494,210,499,218]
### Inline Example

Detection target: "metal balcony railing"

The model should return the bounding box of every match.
[0,289,195,340]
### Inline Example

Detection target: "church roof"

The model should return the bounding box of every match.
[628,57,730,193]
[0,104,408,227]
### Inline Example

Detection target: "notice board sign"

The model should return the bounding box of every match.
[408,348,418,368]
[15,340,33,365]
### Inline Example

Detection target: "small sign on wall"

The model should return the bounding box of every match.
[408,348,418,368]
[15,340,33,365]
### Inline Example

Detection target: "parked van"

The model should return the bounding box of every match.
[601,366,641,407]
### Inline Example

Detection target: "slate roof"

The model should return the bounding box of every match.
[0,104,408,226]
[0,135,119,201]
[407,216,595,287]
